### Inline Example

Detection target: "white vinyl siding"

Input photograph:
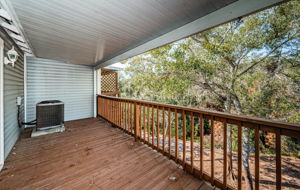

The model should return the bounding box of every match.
[1,27,24,159]
[26,57,94,122]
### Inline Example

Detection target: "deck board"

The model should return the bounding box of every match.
[0,118,211,190]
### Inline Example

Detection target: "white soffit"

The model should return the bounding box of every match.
[10,0,236,66]
[8,0,283,67]
[96,0,284,68]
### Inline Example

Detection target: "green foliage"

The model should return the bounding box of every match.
[119,1,300,156]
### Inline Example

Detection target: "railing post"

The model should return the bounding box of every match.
[134,103,140,141]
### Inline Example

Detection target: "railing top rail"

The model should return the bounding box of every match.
[98,94,300,132]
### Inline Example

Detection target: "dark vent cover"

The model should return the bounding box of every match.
[36,100,64,129]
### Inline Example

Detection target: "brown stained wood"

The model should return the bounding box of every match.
[98,95,300,133]
[152,106,155,146]
[168,108,171,156]
[112,100,114,124]
[119,101,122,127]
[211,119,214,184]
[162,107,165,152]
[157,107,160,149]
[97,95,299,190]
[120,101,123,128]
[175,109,179,160]
[128,102,132,133]
[0,118,209,190]
[183,111,186,164]
[125,102,128,131]
[191,114,194,171]
[255,126,260,190]
[113,100,115,124]
[134,103,139,141]
[147,106,150,143]
[238,125,242,190]
[200,114,204,176]
[131,103,134,133]
[143,105,146,140]
[139,104,142,138]
[223,121,227,187]
[276,130,281,190]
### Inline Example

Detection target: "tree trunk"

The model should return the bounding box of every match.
[225,95,235,180]
[233,94,253,190]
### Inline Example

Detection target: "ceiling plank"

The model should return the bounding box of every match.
[95,0,283,69]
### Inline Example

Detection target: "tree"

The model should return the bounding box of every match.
[120,1,300,189]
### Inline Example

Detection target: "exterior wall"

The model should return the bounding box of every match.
[0,27,24,159]
[26,57,94,122]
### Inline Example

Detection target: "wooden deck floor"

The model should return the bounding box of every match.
[0,118,212,190]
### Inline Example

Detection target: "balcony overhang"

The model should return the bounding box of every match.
[3,0,284,68]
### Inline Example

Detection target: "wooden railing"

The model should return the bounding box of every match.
[97,95,300,190]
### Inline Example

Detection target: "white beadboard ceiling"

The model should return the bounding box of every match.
[9,0,283,67]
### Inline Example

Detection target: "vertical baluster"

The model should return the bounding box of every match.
[107,99,109,120]
[113,100,115,124]
[115,101,117,125]
[119,101,121,126]
[112,100,114,124]
[125,102,127,131]
[238,124,242,190]
[183,111,186,164]
[106,99,108,119]
[211,119,215,184]
[109,100,112,122]
[143,105,146,140]
[103,98,105,118]
[157,106,160,149]
[125,102,128,131]
[134,103,140,141]
[175,109,178,161]
[118,100,120,127]
[162,107,165,152]
[147,106,150,142]
[139,103,142,138]
[191,113,194,172]
[152,106,155,146]
[120,101,122,127]
[255,125,260,190]
[99,97,101,116]
[128,102,131,132]
[127,102,129,132]
[168,108,171,156]
[200,114,204,176]
[223,120,228,188]
[107,99,109,119]
[131,103,133,133]
[276,129,281,190]
[117,100,119,126]
[110,100,112,122]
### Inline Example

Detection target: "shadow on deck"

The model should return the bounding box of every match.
[0,118,212,190]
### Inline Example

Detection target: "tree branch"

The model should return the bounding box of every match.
[237,33,299,78]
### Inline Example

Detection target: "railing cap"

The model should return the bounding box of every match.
[98,94,300,132]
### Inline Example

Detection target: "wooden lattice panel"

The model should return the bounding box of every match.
[101,69,118,92]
